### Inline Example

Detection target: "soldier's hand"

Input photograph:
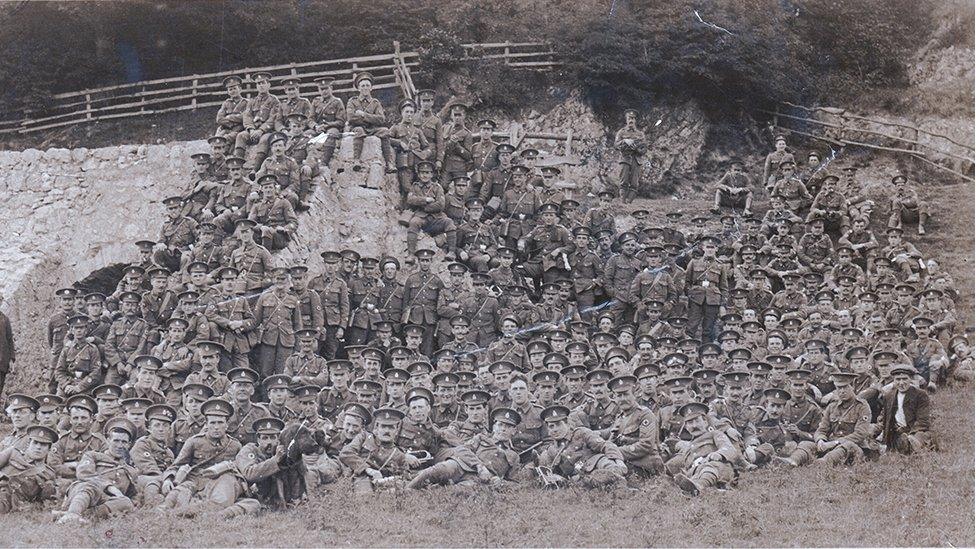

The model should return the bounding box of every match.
[425,197,434,203]
[706,451,724,461]
[785,424,800,435]
[458,251,469,261]
[549,249,561,258]
[365,468,383,481]
[335,328,344,339]
[275,445,286,463]
[435,161,443,170]
[162,479,174,494]
[404,453,421,468]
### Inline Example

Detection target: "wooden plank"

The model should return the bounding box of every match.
[18,82,404,133]
[48,51,410,100]
[462,42,547,48]
[911,152,976,182]
[23,72,404,126]
[507,61,564,67]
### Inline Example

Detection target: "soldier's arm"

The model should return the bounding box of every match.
[337,432,369,475]
[405,186,428,208]
[712,430,742,462]
[812,405,832,443]
[337,281,350,328]
[235,445,281,482]
[428,185,446,213]
[619,411,661,460]
[260,101,281,133]
[242,100,256,130]
[131,440,161,475]
[363,102,386,126]
[838,401,873,445]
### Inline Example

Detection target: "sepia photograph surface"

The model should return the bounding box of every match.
[0,1,972,546]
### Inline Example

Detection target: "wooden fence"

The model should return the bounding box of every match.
[765,102,975,182]
[0,41,560,135]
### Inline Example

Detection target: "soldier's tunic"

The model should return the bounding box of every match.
[54,338,102,397]
[251,288,302,378]
[0,447,58,511]
[603,252,643,324]
[310,274,349,359]
[104,314,150,385]
[48,430,107,480]
[792,396,873,465]
[499,187,539,243]
[402,270,444,352]
[570,398,619,432]
[226,402,272,445]
[537,427,625,478]
[599,405,662,473]
[215,96,248,139]
[459,293,500,347]
[283,352,330,388]
[338,431,409,493]
[229,241,274,293]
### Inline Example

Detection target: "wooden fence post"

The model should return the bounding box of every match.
[85,94,92,121]
[504,41,511,65]
[564,128,573,156]
[191,79,199,110]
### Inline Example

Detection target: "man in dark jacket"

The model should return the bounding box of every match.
[881,365,934,454]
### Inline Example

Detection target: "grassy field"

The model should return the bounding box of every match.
[0,385,970,547]
[0,174,972,547]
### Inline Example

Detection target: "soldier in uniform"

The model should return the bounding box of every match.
[797,217,834,272]
[264,375,298,422]
[888,173,930,235]
[223,368,271,444]
[456,198,500,272]
[214,76,248,143]
[311,251,350,360]
[519,203,573,286]
[0,425,59,514]
[172,384,214,451]
[234,72,281,170]
[779,372,873,466]
[569,369,619,432]
[388,99,432,204]
[104,292,150,386]
[56,418,138,524]
[535,405,627,487]
[228,219,274,296]
[339,407,410,494]
[567,226,603,319]
[600,375,664,476]
[667,402,742,496]
[248,174,298,251]
[346,257,383,346]
[153,195,199,272]
[401,249,444,355]
[251,268,302,383]
[310,76,346,167]
[712,158,754,216]
[614,109,647,203]
[131,404,177,506]
[435,262,471,347]
[762,135,795,189]
[54,315,102,397]
[256,133,303,207]
[499,165,539,248]
[160,398,243,513]
[603,232,643,326]
[1,395,38,452]
[685,236,730,343]
[439,101,474,183]
[346,72,395,172]
[283,329,330,388]
[405,161,458,256]
[46,288,78,390]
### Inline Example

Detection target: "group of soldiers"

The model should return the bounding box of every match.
[0,75,971,523]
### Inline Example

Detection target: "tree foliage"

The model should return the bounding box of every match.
[0,0,944,115]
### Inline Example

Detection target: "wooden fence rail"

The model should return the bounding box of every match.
[0,41,560,136]
[765,103,975,183]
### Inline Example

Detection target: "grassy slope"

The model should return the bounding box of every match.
[0,182,972,547]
